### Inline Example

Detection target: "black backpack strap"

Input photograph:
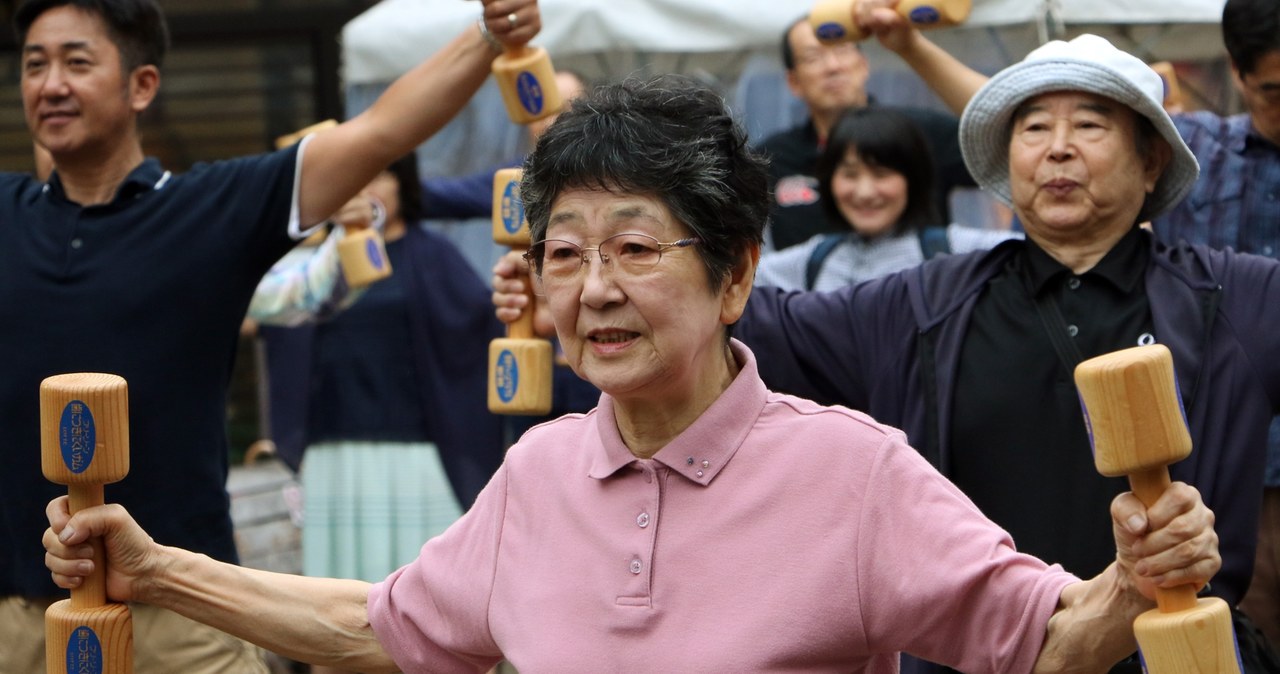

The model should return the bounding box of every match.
[918,226,951,260]
[804,233,847,290]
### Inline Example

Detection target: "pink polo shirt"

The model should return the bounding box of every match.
[368,341,1078,673]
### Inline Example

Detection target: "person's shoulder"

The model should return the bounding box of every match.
[503,409,599,465]
[762,391,900,443]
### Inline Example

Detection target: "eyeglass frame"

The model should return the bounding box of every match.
[522,232,700,287]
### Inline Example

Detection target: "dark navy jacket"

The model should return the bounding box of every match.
[738,231,1279,611]
[263,225,506,507]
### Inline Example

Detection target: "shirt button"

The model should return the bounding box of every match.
[1066,277,1081,290]
[1067,324,1079,337]
[629,559,642,574]
[70,238,83,249]
[636,512,650,528]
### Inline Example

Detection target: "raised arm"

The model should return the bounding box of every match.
[855,0,989,115]
[295,0,540,227]
[1033,483,1220,672]
[43,497,396,673]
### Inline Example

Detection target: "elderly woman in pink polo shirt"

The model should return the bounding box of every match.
[44,76,1219,673]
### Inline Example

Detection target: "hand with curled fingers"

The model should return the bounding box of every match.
[480,0,542,48]
[1109,481,1220,601]
[491,248,556,339]
[44,496,162,605]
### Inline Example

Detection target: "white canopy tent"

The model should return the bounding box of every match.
[342,0,1228,84]
[339,0,1232,278]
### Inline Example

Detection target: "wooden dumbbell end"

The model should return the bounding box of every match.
[899,0,972,27]
[40,374,129,486]
[338,228,392,288]
[809,0,863,43]
[492,45,564,125]
[492,168,530,246]
[488,338,553,415]
[1134,596,1243,674]
[45,600,133,674]
[1074,345,1191,477]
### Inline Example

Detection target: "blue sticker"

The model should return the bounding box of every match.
[516,71,544,115]
[909,6,941,25]
[59,400,95,474]
[502,180,525,235]
[66,625,103,674]
[814,22,847,41]
[364,237,385,270]
[494,350,520,403]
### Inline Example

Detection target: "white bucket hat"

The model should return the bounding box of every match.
[958,34,1199,222]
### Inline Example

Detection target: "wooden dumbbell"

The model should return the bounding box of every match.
[1074,345,1242,674]
[274,120,391,288]
[809,0,971,43]
[41,373,132,674]
[491,38,563,125]
[488,167,552,415]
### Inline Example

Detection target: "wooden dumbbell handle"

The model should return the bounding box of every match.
[510,247,538,341]
[1127,468,1200,613]
[67,484,108,609]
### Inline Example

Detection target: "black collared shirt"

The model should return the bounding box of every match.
[950,226,1154,579]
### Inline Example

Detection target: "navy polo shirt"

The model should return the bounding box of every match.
[0,147,302,597]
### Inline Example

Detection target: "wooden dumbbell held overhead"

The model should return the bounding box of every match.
[41,373,132,674]
[1074,345,1242,674]
[274,120,391,288]
[488,167,553,415]
[809,0,971,43]
[491,33,563,124]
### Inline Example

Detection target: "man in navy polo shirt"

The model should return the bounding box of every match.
[0,0,542,671]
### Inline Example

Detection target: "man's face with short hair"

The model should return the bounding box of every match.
[1233,49,1280,147]
[784,22,869,122]
[21,5,148,163]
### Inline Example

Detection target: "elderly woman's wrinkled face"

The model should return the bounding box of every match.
[1007,91,1164,245]
[537,188,740,405]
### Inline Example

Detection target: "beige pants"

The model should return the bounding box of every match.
[0,596,268,674]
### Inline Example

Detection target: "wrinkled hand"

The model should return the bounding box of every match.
[491,249,556,338]
[43,496,161,604]
[481,0,542,47]
[330,194,382,232]
[1110,482,1220,600]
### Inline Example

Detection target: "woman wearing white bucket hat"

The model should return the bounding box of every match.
[727,8,1280,674]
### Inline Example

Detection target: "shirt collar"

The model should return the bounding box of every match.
[1022,225,1148,296]
[43,158,168,205]
[587,339,768,486]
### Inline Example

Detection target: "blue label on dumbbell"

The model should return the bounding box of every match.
[517,71,544,115]
[59,400,96,474]
[365,237,385,270]
[502,180,525,235]
[909,6,941,25]
[814,22,847,41]
[495,349,519,403]
[66,625,103,674]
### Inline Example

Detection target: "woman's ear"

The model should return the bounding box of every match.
[720,242,759,326]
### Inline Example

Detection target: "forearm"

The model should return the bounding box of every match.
[892,30,988,115]
[143,545,396,672]
[1033,564,1148,673]
[298,26,496,225]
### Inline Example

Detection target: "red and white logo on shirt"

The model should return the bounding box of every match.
[775,175,820,207]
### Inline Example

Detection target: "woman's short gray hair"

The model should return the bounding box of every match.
[521,75,769,290]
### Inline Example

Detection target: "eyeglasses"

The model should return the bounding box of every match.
[1240,74,1280,105]
[523,232,699,294]
[793,43,860,70]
